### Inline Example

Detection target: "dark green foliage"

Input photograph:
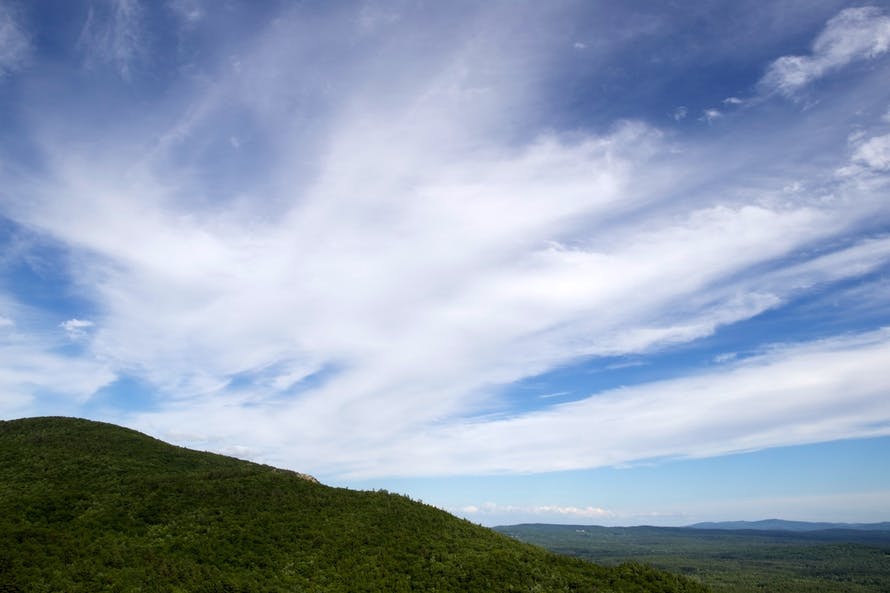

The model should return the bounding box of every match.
[495,524,890,593]
[0,417,709,593]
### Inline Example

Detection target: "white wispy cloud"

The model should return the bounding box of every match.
[602,360,646,371]
[538,391,570,399]
[534,505,613,518]
[0,0,29,77]
[0,332,115,415]
[459,502,613,520]
[760,6,890,96]
[60,318,94,340]
[700,108,721,123]
[167,0,203,26]
[0,296,113,414]
[349,328,890,477]
[1,3,889,480]
[852,133,890,171]
[77,0,144,78]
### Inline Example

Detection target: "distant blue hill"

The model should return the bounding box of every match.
[688,519,890,532]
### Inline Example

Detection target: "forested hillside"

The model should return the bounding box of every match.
[0,417,709,593]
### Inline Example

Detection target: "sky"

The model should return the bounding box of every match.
[1,0,890,527]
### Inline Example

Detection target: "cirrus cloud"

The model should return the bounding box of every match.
[0,0,29,77]
[760,6,890,96]
[1,2,889,485]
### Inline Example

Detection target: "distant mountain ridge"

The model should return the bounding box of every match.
[688,519,890,532]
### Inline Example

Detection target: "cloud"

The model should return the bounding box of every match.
[23,143,870,412]
[672,106,688,121]
[60,318,95,340]
[837,132,890,178]
[353,328,890,477]
[700,108,721,123]
[760,6,890,96]
[459,502,613,520]
[0,334,115,414]
[167,0,203,25]
[534,505,613,518]
[712,352,736,363]
[14,53,890,476]
[2,3,890,481]
[0,299,112,414]
[538,391,570,399]
[0,1,29,77]
[77,0,144,78]
[852,133,890,171]
[602,360,646,371]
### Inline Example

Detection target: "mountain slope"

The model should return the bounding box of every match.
[0,417,709,593]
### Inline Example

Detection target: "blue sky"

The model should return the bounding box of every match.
[1,0,890,526]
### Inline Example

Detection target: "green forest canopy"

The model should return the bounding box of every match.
[0,417,710,593]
